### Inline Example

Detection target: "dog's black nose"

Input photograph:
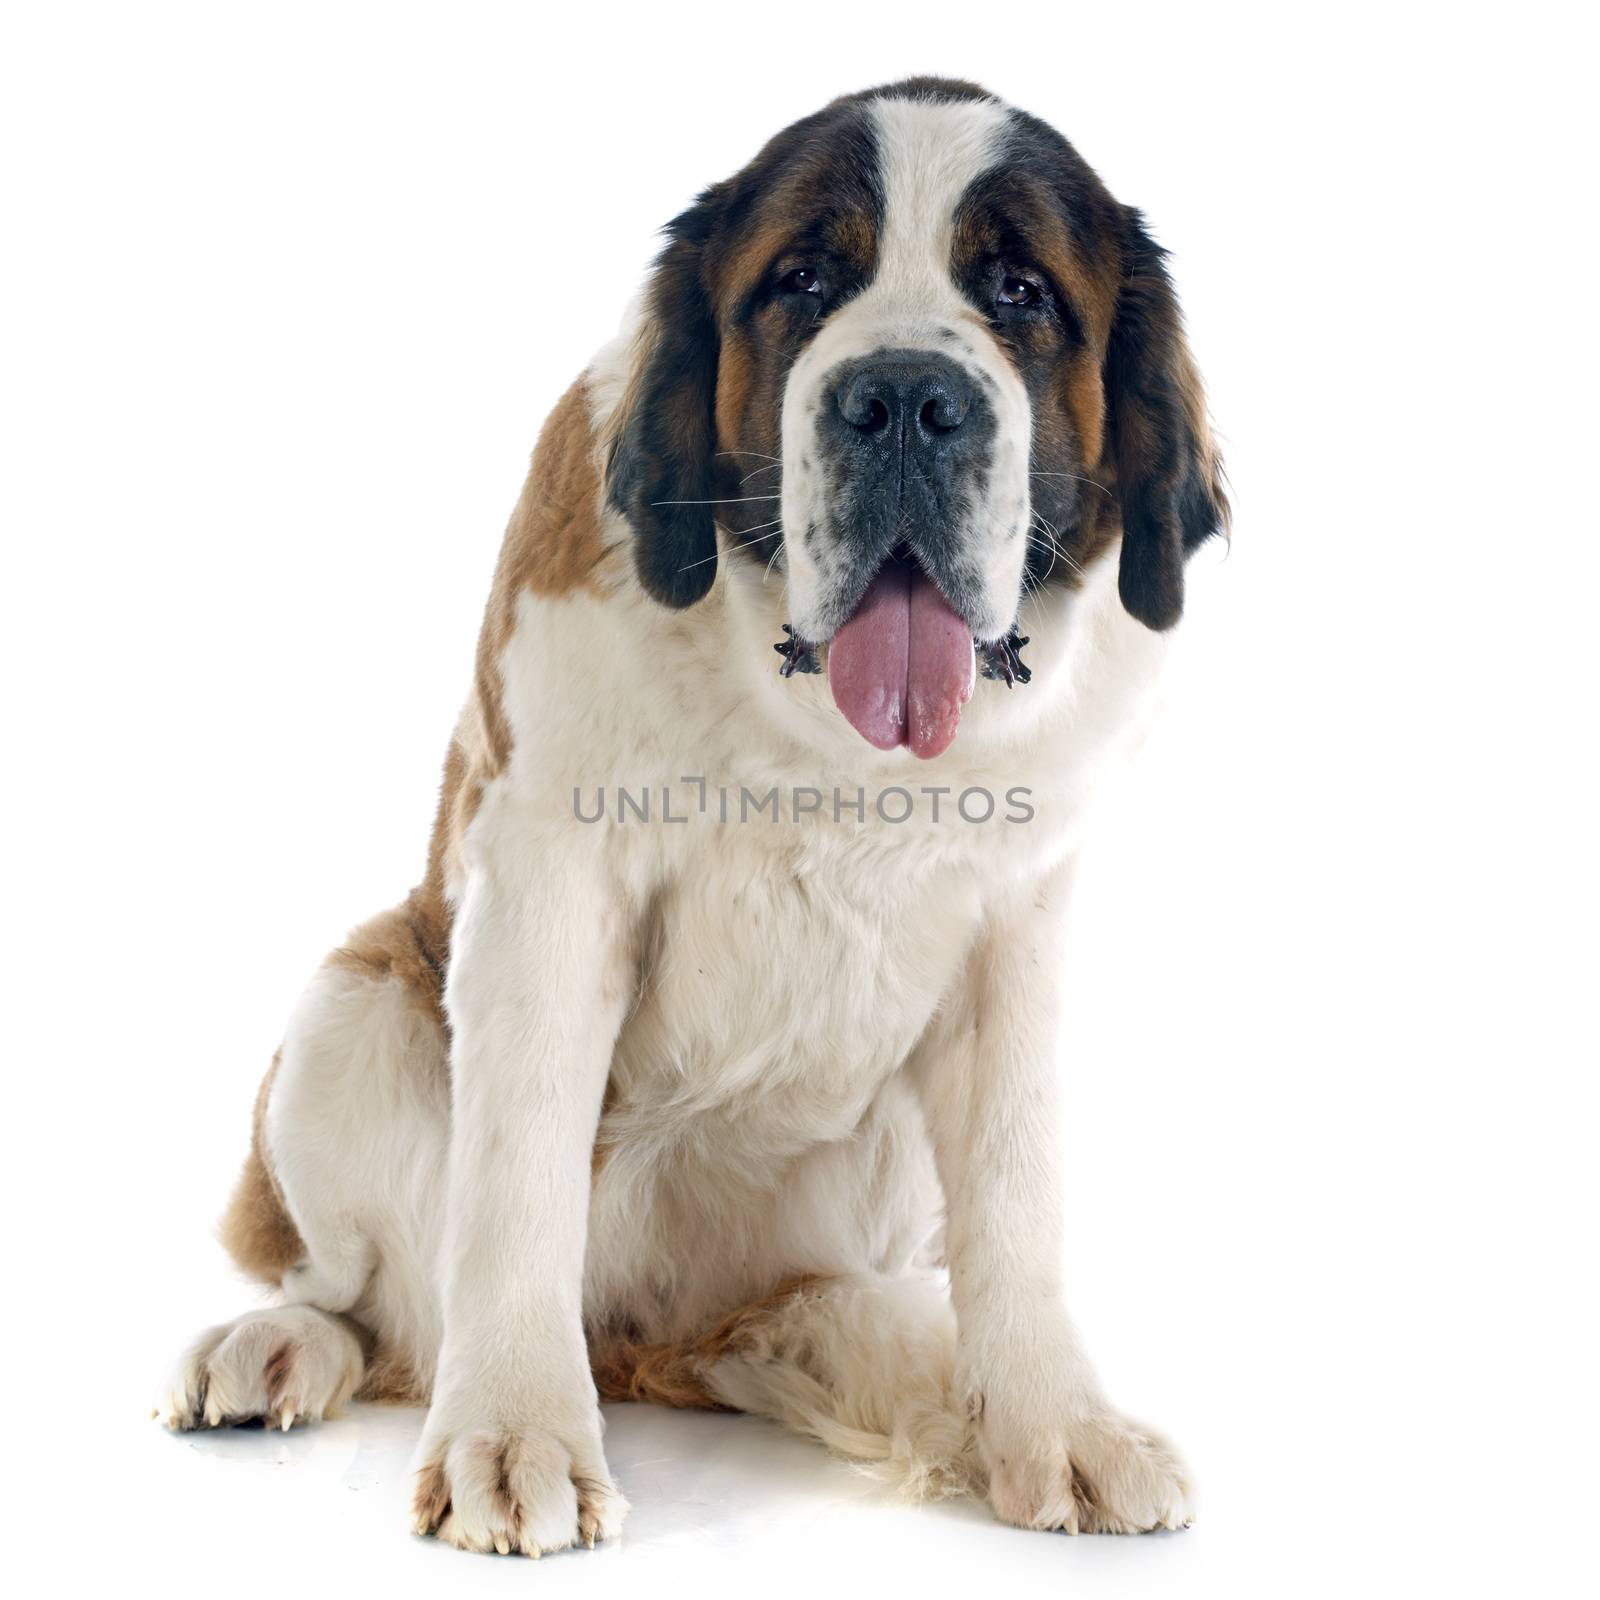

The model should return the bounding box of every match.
[833,351,976,449]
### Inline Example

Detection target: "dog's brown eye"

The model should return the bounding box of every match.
[997,276,1042,308]
[778,267,821,296]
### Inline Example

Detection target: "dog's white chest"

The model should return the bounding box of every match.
[502,560,1163,1176]
[605,819,983,1157]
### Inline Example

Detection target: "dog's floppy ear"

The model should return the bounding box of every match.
[1104,209,1229,630]
[607,191,724,608]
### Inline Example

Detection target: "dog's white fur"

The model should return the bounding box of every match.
[161,93,1195,1554]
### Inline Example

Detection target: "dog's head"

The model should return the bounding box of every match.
[607,78,1226,757]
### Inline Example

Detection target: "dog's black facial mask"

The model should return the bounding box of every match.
[607,195,724,609]
[1105,210,1229,630]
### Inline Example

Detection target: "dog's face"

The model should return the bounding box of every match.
[609,79,1226,758]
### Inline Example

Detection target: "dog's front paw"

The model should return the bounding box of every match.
[158,1306,364,1432]
[411,1397,627,1557]
[982,1404,1192,1534]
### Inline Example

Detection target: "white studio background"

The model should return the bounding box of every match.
[1,4,1594,1596]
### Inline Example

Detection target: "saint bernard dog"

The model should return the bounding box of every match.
[160,78,1228,1554]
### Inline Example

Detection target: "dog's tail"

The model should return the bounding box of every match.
[590,1273,982,1501]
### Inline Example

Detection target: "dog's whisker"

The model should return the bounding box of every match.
[674,522,784,575]
[1031,544,1082,580]
[1030,471,1112,498]
[1019,563,1051,627]
[1025,535,1059,585]
[1028,512,1083,575]
[1027,522,1083,579]
[1030,520,1069,557]
[673,548,725,575]
[651,495,780,507]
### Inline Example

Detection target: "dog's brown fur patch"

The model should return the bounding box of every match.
[357,1345,429,1406]
[327,902,447,1022]
[219,1052,306,1285]
[474,378,618,770]
[589,1276,823,1410]
[411,1458,452,1533]
[263,1341,298,1408]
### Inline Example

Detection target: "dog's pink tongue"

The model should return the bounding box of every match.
[827,563,975,759]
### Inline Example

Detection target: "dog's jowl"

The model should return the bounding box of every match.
[160,78,1226,1554]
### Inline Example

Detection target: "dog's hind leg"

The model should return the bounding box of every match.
[161,907,451,1429]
